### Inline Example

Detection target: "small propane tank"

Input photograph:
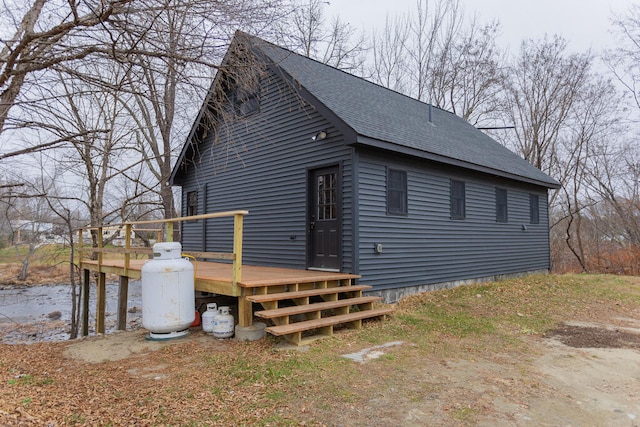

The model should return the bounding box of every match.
[201,303,217,333]
[212,306,234,338]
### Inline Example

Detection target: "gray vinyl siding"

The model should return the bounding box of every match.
[357,150,551,291]
[179,69,353,271]
[175,49,553,288]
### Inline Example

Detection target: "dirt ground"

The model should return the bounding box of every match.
[2,271,640,425]
[2,315,639,426]
[324,316,640,427]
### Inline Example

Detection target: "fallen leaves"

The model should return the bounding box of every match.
[1,274,640,425]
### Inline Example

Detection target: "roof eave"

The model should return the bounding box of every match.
[353,136,561,189]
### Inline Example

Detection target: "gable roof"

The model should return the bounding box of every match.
[172,32,560,189]
[251,35,559,189]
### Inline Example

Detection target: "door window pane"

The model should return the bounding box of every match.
[317,173,337,220]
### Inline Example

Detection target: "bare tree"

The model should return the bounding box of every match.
[0,181,25,247]
[369,15,410,94]
[498,36,591,175]
[30,169,85,338]
[367,0,463,100]
[0,183,48,281]
[0,0,296,268]
[1,0,291,165]
[429,18,503,124]
[58,0,289,221]
[497,36,636,273]
[0,0,134,136]
[406,0,461,102]
[608,3,640,113]
[27,64,142,249]
[368,0,502,126]
[588,142,640,245]
[276,0,368,72]
[550,75,623,271]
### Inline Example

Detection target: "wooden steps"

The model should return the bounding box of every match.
[266,308,394,346]
[254,296,382,319]
[246,284,392,345]
[247,285,372,306]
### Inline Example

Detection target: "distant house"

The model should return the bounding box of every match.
[10,219,55,244]
[170,32,560,302]
[99,226,137,247]
[76,225,151,247]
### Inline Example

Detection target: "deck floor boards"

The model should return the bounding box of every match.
[81,259,360,295]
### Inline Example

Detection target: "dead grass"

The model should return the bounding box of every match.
[1,274,640,426]
[0,243,148,286]
[0,263,69,286]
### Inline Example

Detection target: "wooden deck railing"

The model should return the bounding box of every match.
[75,210,248,335]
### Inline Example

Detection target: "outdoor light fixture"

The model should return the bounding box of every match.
[311,130,327,141]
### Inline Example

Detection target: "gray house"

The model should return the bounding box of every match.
[171,32,560,302]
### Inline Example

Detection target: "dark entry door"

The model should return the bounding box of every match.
[308,166,341,271]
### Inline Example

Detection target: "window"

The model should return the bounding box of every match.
[450,179,466,220]
[529,194,539,224]
[387,169,407,215]
[187,191,197,216]
[495,188,508,223]
[233,84,260,116]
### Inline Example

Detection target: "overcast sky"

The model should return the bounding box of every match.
[326,0,635,54]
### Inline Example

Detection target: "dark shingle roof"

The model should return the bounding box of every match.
[252,36,560,188]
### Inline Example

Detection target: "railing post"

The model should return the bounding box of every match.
[77,228,83,267]
[232,213,244,288]
[124,223,131,273]
[234,213,252,327]
[96,272,106,334]
[82,268,90,336]
[96,227,106,334]
[97,227,103,266]
[166,222,174,242]
[77,228,89,337]
[117,276,129,331]
[118,223,132,332]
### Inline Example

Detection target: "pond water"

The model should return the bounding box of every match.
[0,281,142,344]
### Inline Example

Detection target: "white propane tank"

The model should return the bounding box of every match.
[201,303,217,334]
[141,242,195,340]
[212,306,234,338]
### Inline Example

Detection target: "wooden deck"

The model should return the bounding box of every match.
[81,259,360,296]
[77,211,392,344]
[81,258,364,337]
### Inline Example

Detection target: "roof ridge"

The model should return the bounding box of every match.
[237,30,453,116]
